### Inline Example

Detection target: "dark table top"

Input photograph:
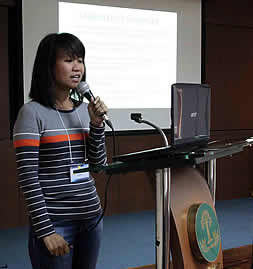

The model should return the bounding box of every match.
[86,138,253,175]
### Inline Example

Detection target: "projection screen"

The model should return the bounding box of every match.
[22,0,201,131]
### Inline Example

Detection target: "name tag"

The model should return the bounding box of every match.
[70,164,90,183]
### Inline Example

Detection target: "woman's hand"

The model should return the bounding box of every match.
[88,96,108,127]
[43,233,70,256]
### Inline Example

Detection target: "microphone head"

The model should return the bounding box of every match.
[77,82,93,101]
[77,81,89,95]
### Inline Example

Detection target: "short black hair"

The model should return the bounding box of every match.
[29,32,86,108]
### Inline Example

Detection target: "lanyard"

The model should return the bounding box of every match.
[56,108,86,164]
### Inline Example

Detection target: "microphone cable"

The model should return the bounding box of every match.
[86,120,117,233]
[87,173,113,233]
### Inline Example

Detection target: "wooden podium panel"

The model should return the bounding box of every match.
[170,166,223,269]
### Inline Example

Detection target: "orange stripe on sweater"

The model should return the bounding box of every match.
[40,133,86,144]
[13,139,40,148]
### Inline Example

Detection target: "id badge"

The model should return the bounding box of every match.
[70,164,90,183]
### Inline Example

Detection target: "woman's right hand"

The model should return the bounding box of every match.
[43,233,70,256]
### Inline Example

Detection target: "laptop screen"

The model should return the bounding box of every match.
[112,83,211,163]
[171,83,211,147]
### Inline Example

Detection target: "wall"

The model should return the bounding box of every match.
[0,2,22,228]
[22,0,58,99]
[95,133,163,215]
[203,0,253,199]
[2,0,253,229]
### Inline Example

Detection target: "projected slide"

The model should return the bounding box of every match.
[59,2,177,109]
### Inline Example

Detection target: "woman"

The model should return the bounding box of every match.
[13,33,108,269]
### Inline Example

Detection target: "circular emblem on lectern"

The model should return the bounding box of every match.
[187,203,221,263]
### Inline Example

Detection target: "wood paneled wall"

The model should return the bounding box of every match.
[0,2,26,228]
[204,0,253,200]
[95,134,163,216]
[0,6,20,228]
[0,6,10,138]
[0,0,16,7]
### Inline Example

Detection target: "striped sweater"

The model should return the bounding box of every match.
[13,101,107,239]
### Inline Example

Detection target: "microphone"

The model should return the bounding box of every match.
[77,81,113,129]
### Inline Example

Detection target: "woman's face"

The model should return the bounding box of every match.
[54,49,85,92]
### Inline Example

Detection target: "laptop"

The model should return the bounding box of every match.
[112,83,211,163]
